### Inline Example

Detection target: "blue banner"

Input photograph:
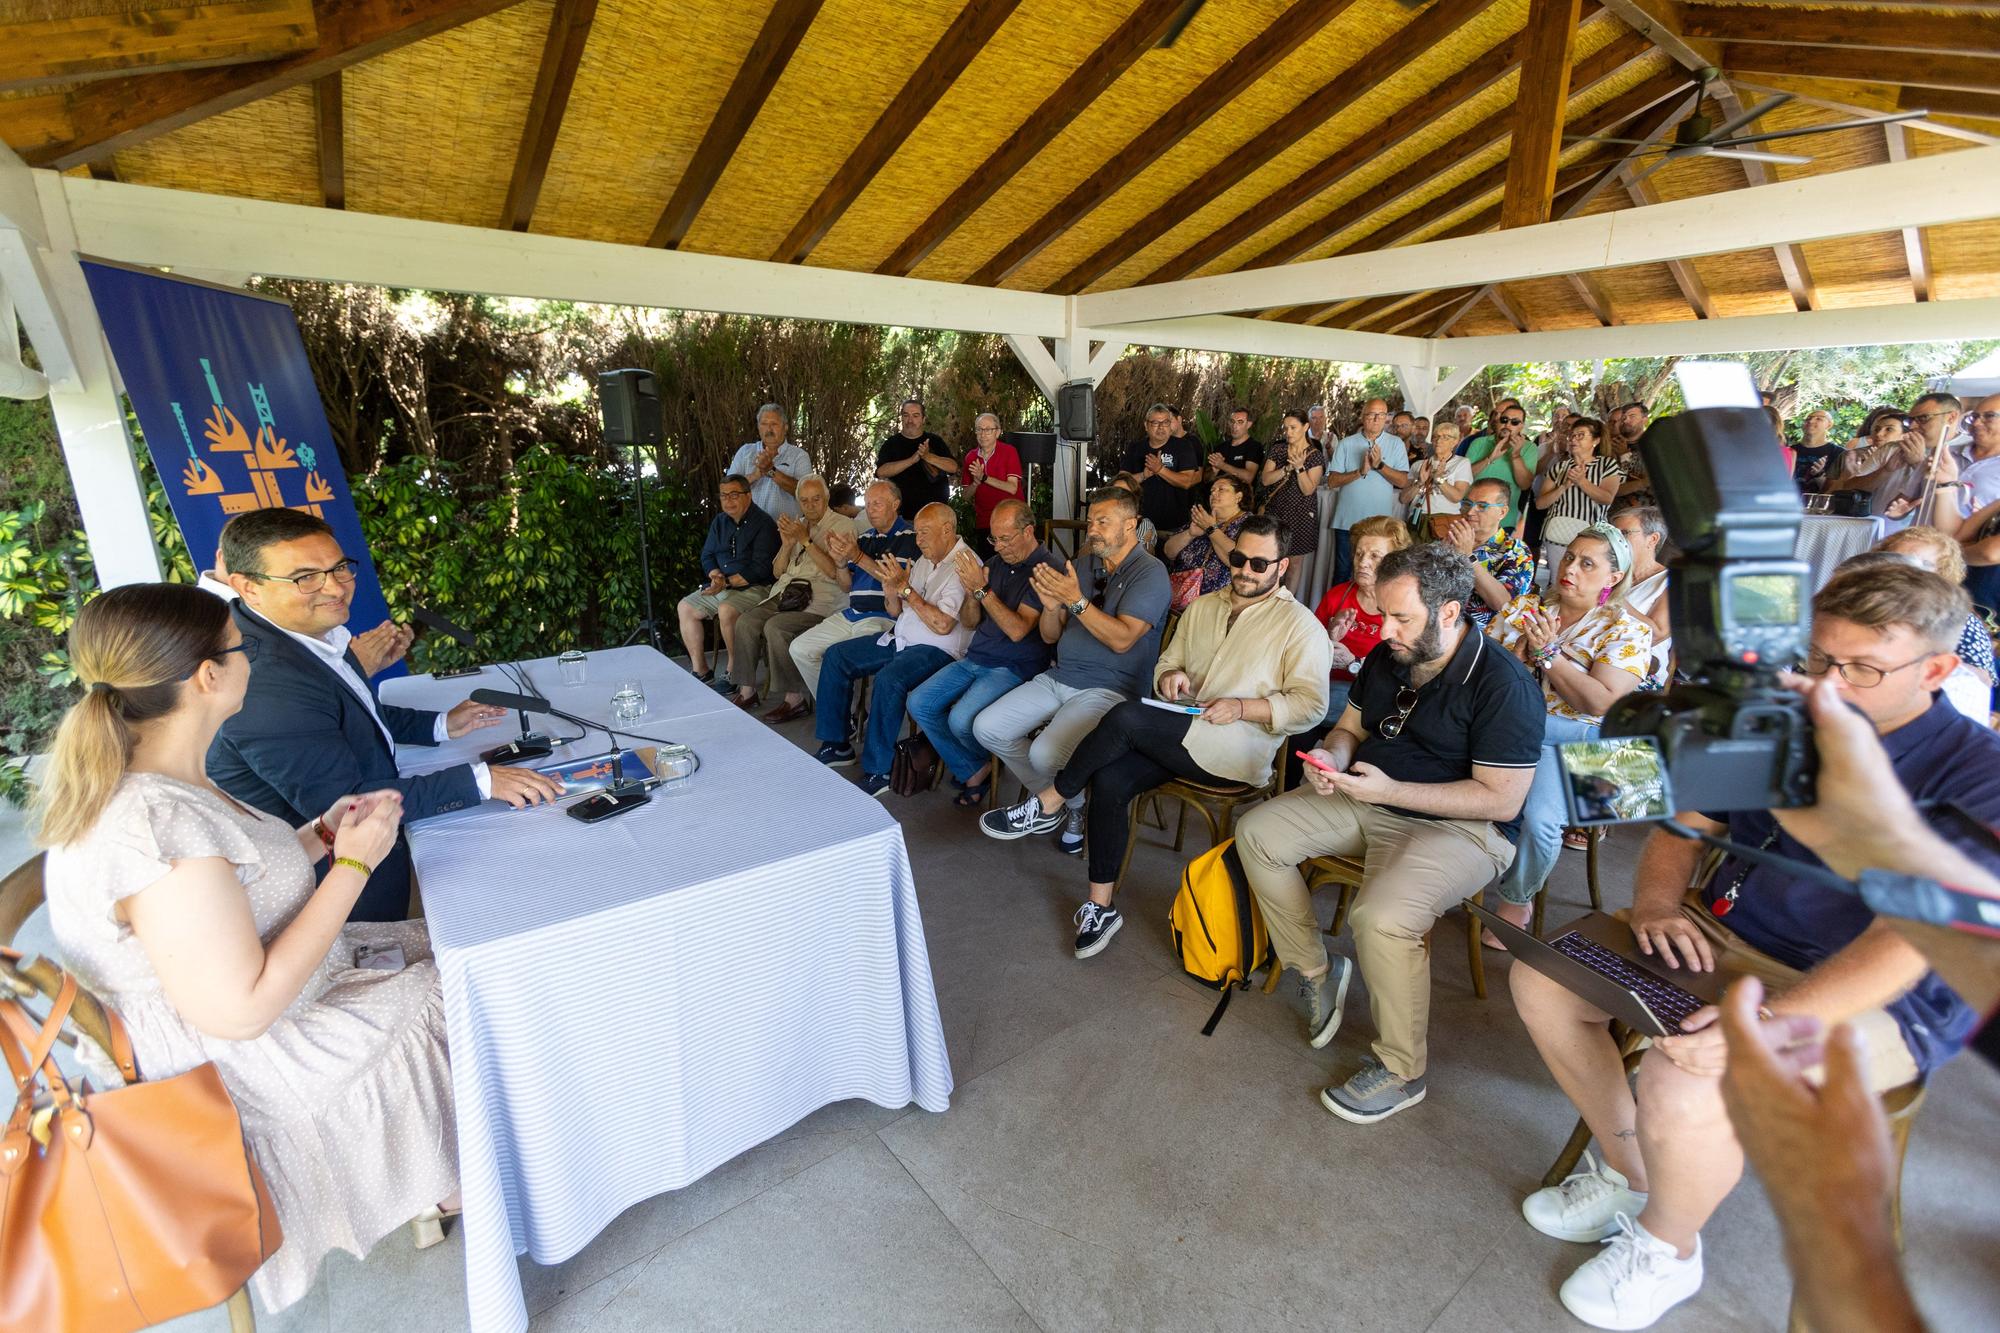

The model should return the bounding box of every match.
[81,262,396,666]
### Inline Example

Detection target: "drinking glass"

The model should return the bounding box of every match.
[558,650,587,686]
[611,679,647,721]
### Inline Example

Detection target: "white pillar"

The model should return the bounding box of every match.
[1005,304,1129,522]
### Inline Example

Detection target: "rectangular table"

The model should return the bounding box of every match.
[381,646,953,1333]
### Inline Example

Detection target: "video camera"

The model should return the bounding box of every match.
[1559,396,1817,821]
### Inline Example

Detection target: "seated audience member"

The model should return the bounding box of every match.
[1235,543,1542,1121]
[1258,409,1327,598]
[776,479,920,719]
[1122,402,1203,536]
[1108,472,1160,552]
[38,583,460,1314]
[813,503,971,796]
[1609,505,1673,686]
[958,413,1022,557]
[1303,514,1410,765]
[982,517,1328,958]
[1534,417,1626,576]
[678,473,780,689]
[1852,538,1994,721]
[1398,419,1470,536]
[728,402,813,521]
[1444,478,1536,630]
[1789,408,1840,492]
[1207,406,1263,488]
[976,485,1172,853]
[874,396,956,520]
[1483,525,1653,940]
[207,509,560,923]
[196,539,412,675]
[1508,562,1998,1331]
[1162,474,1250,612]
[724,475,855,711]
[828,482,861,519]
[907,500,1058,806]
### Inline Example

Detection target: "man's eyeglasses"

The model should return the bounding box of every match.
[1378,685,1419,739]
[1910,410,1956,424]
[248,558,359,594]
[183,640,258,679]
[1459,499,1505,512]
[1226,549,1279,573]
[1799,648,1935,688]
[1971,411,2000,427]
[1499,415,1525,426]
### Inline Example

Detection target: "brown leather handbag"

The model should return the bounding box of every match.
[0,962,283,1333]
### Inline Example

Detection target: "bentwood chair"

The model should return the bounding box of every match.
[1112,770,1281,898]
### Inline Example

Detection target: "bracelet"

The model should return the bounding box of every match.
[332,856,373,877]
[313,817,334,847]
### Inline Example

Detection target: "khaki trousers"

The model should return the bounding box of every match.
[730,600,826,698]
[1235,787,1515,1080]
[788,613,891,700]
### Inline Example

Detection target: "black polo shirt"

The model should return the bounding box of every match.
[1120,435,1202,531]
[1349,625,1543,841]
[876,430,955,517]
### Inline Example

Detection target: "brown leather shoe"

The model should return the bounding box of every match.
[762,697,811,723]
[732,692,760,711]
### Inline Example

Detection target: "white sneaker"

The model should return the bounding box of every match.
[1522,1151,1649,1242]
[1559,1214,1702,1330]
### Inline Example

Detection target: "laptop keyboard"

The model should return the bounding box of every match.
[1550,932,1708,1032]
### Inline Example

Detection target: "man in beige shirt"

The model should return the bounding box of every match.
[984,515,1329,959]
[724,474,857,711]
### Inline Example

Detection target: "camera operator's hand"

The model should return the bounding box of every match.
[1630,906,1716,972]
[1655,1004,1729,1076]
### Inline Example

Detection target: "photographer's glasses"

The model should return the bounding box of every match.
[1226,549,1279,573]
[1378,685,1419,739]
[1799,647,1936,688]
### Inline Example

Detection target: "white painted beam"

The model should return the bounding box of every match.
[1441,296,2000,364]
[1089,314,1427,366]
[56,174,1068,339]
[1074,147,2000,326]
[1003,333,1063,405]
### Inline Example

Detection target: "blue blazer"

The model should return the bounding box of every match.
[206,604,480,921]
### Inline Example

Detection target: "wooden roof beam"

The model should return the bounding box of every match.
[1684,6,2000,59]
[1054,0,1498,294]
[771,0,1026,265]
[876,0,1188,276]
[498,0,597,232]
[1486,288,1531,333]
[18,0,528,171]
[1619,166,1712,318]
[967,0,1355,287]
[1501,0,1584,230]
[1568,271,1617,325]
[0,0,319,93]
[1721,44,2000,97]
[1882,123,1933,303]
[1897,85,2000,126]
[314,71,342,210]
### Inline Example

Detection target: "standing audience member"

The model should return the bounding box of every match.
[875,397,957,520]
[958,412,1021,556]
[1608,401,1654,508]
[975,486,1171,854]
[1508,562,1995,1332]
[1391,410,1416,447]
[1483,525,1653,939]
[1949,390,2000,516]
[1464,400,1538,533]
[983,517,1328,959]
[813,503,971,797]
[1790,409,1841,492]
[1208,406,1263,488]
[1163,475,1250,612]
[207,509,559,924]
[727,403,813,521]
[1834,407,1960,531]
[1450,403,1476,452]
[1235,544,1541,1121]
[1534,416,1626,576]
[1258,409,1327,598]
[1325,399,1412,589]
[1108,472,1161,552]
[725,475,855,711]
[1122,403,1203,535]
[1445,478,1536,630]
[1307,404,1328,447]
[776,480,920,718]
[39,583,460,1313]
[1398,419,1472,535]
[907,500,1058,807]
[678,473,780,690]
[1949,394,2000,614]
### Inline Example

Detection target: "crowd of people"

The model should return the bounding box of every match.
[23,387,2000,1328]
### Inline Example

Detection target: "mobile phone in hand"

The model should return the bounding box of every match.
[1295,749,1338,775]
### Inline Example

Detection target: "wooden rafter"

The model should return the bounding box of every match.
[1486,288,1531,333]
[313,71,343,210]
[1897,85,2000,125]
[966,0,1352,287]
[1619,166,1713,318]
[0,0,319,93]
[1682,5,2000,58]
[649,0,824,250]
[771,0,1026,265]
[498,0,597,232]
[1501,0,1583,230]
[876,0,1188,276]
[1720,44,2000,97]
[1053,0,1495,294]
[1382,290,1479,334]
[18,0,526,171]
[1568,272,1617,324]
[1882,123,1934,302]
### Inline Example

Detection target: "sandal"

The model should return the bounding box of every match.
[953,781,990,809]
[1562,828,1590,851]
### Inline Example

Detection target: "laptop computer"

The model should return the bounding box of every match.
[1466,904,1734,1039]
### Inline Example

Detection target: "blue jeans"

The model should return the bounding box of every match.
[1496,713,1601,905]
[815,637,953,776]
[906,659,1026,784]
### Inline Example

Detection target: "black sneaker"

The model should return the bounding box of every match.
[980,796,1064,840]
[1072,902,1122,958]
[858,772,891,798]
[710,675,736,695]
[1058,804,1085,855]
[816,742,857,768]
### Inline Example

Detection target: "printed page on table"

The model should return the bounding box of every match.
[536,747,659,793]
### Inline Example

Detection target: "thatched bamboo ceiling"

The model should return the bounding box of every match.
[5,0,1998,340]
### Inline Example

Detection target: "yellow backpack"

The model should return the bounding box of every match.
[1168,839,1272,1035]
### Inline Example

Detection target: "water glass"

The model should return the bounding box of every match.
[557,650,587,686]
[611,679,647,722]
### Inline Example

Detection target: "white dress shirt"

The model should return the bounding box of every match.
[196,571,238,602]
[881,540,972,659]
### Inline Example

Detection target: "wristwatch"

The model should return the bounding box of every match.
[1067,596,1089,616]
[972,587,987,601]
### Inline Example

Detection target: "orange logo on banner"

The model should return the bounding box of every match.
[178,374,326,521]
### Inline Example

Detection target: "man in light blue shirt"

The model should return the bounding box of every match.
[727,402,814,520]
[1325,398,1410,586]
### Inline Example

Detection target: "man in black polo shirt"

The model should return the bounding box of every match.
[875,397,956,519]
[1120,401,1202,534]
[1208,405,1262,488]
[1236,542,1542,1123]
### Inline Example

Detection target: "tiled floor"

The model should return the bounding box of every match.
[10,712,1999,1332]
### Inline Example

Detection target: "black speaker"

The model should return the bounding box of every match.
[1006,430,1057,470]
[1057,380,1095,441]
[598,368,662,446]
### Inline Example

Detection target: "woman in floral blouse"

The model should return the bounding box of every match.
[1161,474,1250,611]
[1483,523,1654,940]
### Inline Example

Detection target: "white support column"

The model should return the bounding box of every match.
[1393,359,1484,420]
[1428,364,1483,417]
[0,279,50,399]
[1001,332,1062,405]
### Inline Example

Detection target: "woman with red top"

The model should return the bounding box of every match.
[1286,513,1411,787]
[960,412,1022,558]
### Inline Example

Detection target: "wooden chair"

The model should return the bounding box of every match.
[1038,517,1087,563]
[1584,826,1605,910]
[1300,855,1536,1001]
[1112,771,1279,897]
[0,855,259,1333]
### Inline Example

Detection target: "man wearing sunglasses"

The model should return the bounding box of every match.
[207,508,563,921]
[1234,542,1542,1123]
[1463,399,1538,533]
[1444,478,1536,630]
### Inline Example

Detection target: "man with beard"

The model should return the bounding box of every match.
[1608,400,1655,509]
[1235,542,1542,1122]
[982,516,1327,959]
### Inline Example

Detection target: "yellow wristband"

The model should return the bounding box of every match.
[332,856,373,877]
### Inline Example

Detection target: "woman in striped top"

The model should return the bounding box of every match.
[1532,417,1625,582]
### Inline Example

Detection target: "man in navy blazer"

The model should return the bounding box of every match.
[206,508,563,921]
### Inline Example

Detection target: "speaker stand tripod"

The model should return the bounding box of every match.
[618,444,668,653]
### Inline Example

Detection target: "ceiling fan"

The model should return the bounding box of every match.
[1567,67,1933,183]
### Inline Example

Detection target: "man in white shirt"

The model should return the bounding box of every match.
[195,537,412,675]
[727,402,814,521]
[811,503,972,797]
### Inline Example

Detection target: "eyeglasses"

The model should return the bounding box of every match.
[1799,647,1935,688]
[1459,499,1505,512]
[1972,411,2000,427]
[1910,410,1956,423]
[182,640,258,679]
[1378,685,1420,739]
[249,558,359,594]
[1226,549,1279,573]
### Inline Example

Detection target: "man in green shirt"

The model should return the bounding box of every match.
[1463,400,1537,533]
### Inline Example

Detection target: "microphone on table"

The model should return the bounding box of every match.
[468,689,686,817]
[411,604,556,764]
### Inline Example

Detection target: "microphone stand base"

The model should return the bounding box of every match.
[482,736,555,764]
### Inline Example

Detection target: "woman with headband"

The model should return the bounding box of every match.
[1481,522,1656,944]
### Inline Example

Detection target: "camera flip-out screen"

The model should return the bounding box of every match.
[1728,570,1804,629]
[1559,737,1676,827]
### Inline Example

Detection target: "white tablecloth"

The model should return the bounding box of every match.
[1796,513,1883,591]
[381,646,952,1333]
